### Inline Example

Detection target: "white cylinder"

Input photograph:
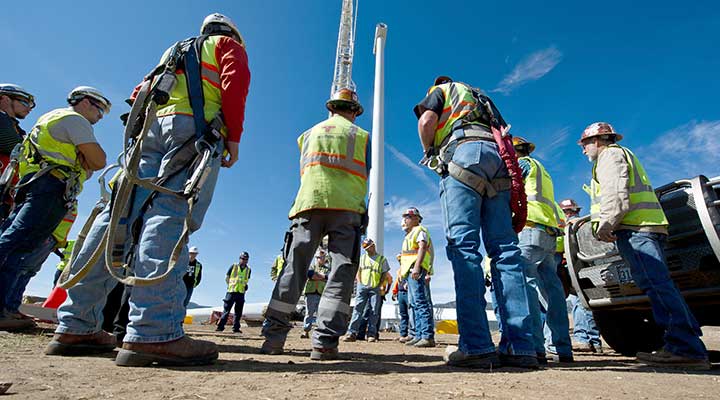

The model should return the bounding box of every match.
[367,23,387,255]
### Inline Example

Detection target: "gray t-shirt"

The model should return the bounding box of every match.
[48,110,97,147]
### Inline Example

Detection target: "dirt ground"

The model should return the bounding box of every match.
[1,323,719,400]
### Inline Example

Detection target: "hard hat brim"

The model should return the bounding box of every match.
[326,100,363,116]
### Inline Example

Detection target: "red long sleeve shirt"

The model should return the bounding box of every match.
[131,35,250,144]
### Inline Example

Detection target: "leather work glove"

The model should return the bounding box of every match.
[596,224,617,242]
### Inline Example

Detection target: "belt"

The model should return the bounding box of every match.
[525,221,562,236]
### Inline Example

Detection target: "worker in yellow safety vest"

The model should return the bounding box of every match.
[216,252,251,333]
[399,207,435,348]
[182,246,203,307]
[301,249,330,338]
[579,121,709,370]
[261,88,369,361]
[0,85,108,332]
[270,252,285,281]
[344,238,391,343]
[513,136,573,363]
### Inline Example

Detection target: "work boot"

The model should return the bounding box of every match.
[548,352,575,363]
[0,314,36,331]
[414,338,436,348]
[115,336,218,367]
[214,326,224,332]
[300,331,310,339]
[232,329,242,334]
[45,331,117,356]
[367,336,377,343]
[536,352,548,365]
[498,353,541,369]
[5,311,33,320]
[444,346,501,369]
[342,333,357,342]
[260,339,284,355]
[398,335,411,343]
[310,347,339,361]
[636,349,711,371]
[405,337,421,346]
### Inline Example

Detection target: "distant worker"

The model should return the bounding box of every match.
[579,122,709,370]
[301,249,330,338]
[513,136,573,363]
[270,252,285,281]
[344,238,391,343]
[357,265,393,341]
[0,84,34,220]
[183,247,203,308]
[217,252,251,333]
[0,86,109,331]
[50,13,250,367]
[261,88,369,361]
[398,208,435,348]
[414,76,537,369]
[559,199,602,354]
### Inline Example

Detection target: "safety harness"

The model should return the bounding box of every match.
[422,85,527,232]
[58,35,225,289]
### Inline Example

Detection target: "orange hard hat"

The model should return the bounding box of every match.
[326,88,363,116]
[578,122,623,144]
[512,136,535,154]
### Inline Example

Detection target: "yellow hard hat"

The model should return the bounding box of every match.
[512,136,535,154]
[326,88,363,116]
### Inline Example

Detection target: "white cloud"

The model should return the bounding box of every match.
[385,143,437,191]
[383,195,443,231]
[493,46,563,94]
[532,126,571,161]
[639,120,720,183]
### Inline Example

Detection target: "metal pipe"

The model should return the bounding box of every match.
[367,23,387,254]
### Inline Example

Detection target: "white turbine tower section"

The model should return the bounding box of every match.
[330,0,358,96]
[367,23,387,254]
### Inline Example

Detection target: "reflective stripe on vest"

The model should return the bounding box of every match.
[304,260,330,294]
[51,204,78,246]
[156,35,225,135]
[18,108,87,181]
[521,157,559,228]
[589,145,668,227]
[288,115,369,218]
[430,82,487,148]
[359,253,385,288]
[400,225,433,278]
[227,264,250,293]
[193,261,203,287]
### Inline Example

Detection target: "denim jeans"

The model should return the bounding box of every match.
[217,292,245,332]
[0,173,68,312]
[568,294,601,346]
[440,139,535,356]
[407,270,434,340]
[56,115,222,343]
[397,290,411,337]
[348,283,381,337]
[183,284,194,308]
[4,236,57,312]
[615,230,707,359]
[518,226,572,356]
[303,293,321,332]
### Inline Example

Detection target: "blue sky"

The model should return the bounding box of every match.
[3,1,719,306]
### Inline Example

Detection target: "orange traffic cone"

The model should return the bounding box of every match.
[42,286,67,309]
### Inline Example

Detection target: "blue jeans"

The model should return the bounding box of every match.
[303,293,321,332]
[0,173,68,312]
[217,292,245,332]
[568,294,601,346]
[183,284,194,308]
[56,115,222,343]
[4,236,58,312]
[440,139,535,356]
[518,226,572,356]
[615,230,707,359]
[397,290,411,337]
[348,284,381,337]
[407,270,434,340]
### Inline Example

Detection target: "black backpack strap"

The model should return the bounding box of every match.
[183,34,210,140]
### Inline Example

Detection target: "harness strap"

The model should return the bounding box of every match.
[447,161,511,198]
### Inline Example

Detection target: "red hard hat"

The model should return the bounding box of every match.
[402,207,422,221]
[559,198,581,211]
[578,122,623,144]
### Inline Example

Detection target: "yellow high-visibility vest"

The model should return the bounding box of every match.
[359,253,385,288]
[304,259,331,294]
[289,115,369,218]
[428,82,490,149]
[51,203,77,248]
[227,264,250,293]
[400,225,433,278]
[555,202,565,253]
[589,144,668,229]
[520,156,560,228]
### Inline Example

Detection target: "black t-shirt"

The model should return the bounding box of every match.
[0,112,25,155]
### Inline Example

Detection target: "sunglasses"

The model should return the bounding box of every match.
[88,99,106,115]
[13,97,35,109]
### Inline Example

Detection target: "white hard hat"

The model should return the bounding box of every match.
[0,83,35,108]
[67,86,111,114]
[189,246,199,253]
[201,13,244,46]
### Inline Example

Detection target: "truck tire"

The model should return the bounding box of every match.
[593,309,665,357]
